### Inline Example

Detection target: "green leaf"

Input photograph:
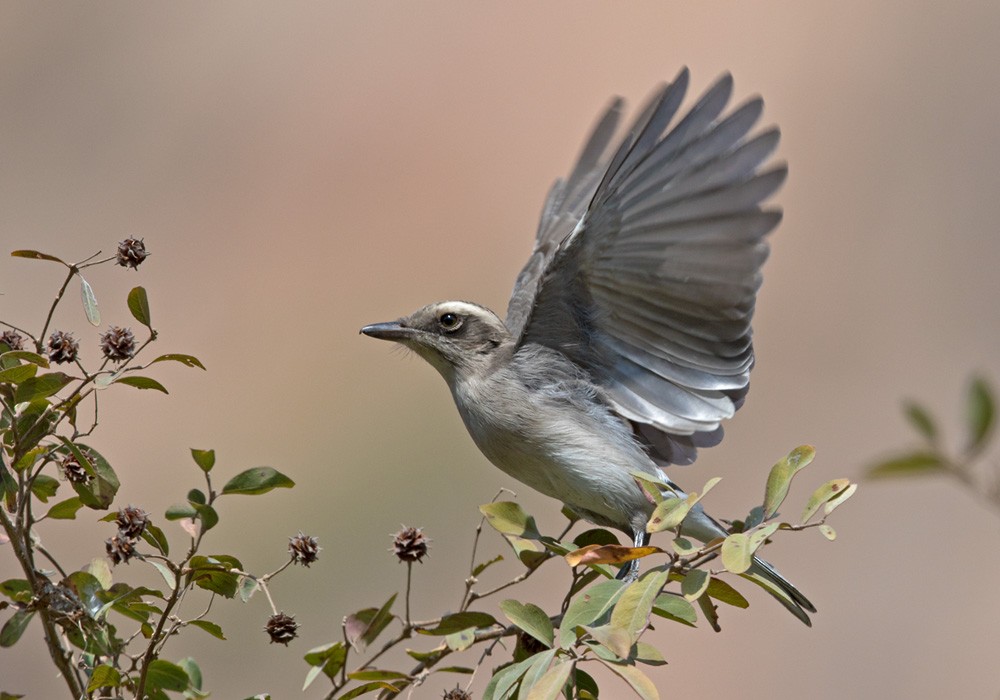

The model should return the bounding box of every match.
[610,569,668,643]
[1,350,49,368]
[518,648,557,698]
[345,593,397,649]
[65,571,104,617]
[483,654,542,700]
[127,286,152,328]
[221,467,295,495]
[583,623,632,658]
[165,503,197,520]
[339,682,399,699]
[472,554,504,577]
[11,446,44,475]
[0,580,32,604]
[151,353,206,370]
[721,533,752,574]
[763,445,816,519]
[89,557,113,589]
[572,528,621,548]
[867,452,943,479]
[190,448,215,472]
[801,479,852,524]
[670,536,698,556]
[348,670,410,682]
[30,474,59,502]
[500,599,554,648]
[14,372,73,403]
[419,611,496,636]
[479,501,541,539]
[524,659,573,700]
[178,657,202,691]
[747,522,780,556]
[574,669,600,699]
[46,496,84,520]
[0,610,34,647]
[632,641,668,666]
[0,363,38,384]
[150,560,176,588]
[601,660,660,700]
[645,496,690,533]
[903,401,937,442]
[145,659,189,692]
[87,664,121,692]
[187,555,242,598]
[193,504,219,532]
[966,376,995,453]
[11,249,66,264]
[651,594,697,626]
[80,277,100,327]
[141,521,170,556]
[819,524,837,540]
[188,619,226,640]
[114,376,168,394]
[445,627,475,651]
[680,569,710,601]
[705,577,749,609]
[559,578,626,648]
[825,482,857,516]
[303,642,347,689]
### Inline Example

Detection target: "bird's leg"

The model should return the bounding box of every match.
[616,529,651,582]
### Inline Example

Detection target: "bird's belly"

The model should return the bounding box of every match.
[455,395,654,531]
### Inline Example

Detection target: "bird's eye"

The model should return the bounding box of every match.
[438,312,461,331]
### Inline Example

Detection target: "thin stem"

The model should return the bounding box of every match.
[136,561,185,698]
[405,562,413,626]
[77,254,116,270]
[0,505,85,699]
[35,544,68,578]
[37,266,77,352]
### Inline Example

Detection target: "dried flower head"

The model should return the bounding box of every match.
[115,505,149,539]
[99,326,136,363]
[47,330,79,364]
[392,526,430,563]
[442,687,472,700]
[116,237,148,269]
[289,532,321,567]
[60,454,91,484]
[265,612,299,645]
[106,535,136,566]
[0,330,24,351]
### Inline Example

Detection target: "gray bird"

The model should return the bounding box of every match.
[362,68,815,625]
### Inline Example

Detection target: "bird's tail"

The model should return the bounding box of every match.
[681,502,816,626]
[742,556,816,626]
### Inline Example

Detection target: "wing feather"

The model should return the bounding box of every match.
[507,70,784,464]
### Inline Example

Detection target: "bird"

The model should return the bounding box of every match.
[361,68,815,625]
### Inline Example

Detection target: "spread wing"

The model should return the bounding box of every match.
[505,68,785,466]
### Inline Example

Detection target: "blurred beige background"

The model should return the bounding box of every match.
[2,2,1000,698]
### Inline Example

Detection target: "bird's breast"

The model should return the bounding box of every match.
[449,371,656,531]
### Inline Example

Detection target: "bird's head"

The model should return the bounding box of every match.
[361,301,511,383]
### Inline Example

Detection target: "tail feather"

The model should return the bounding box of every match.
[743,557,816,626]
[678,502,815,625]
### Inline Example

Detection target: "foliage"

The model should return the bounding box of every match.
[0,243,856,699]
[305,446,855,700]
[0,245,300,699]
[867,376,998,512]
